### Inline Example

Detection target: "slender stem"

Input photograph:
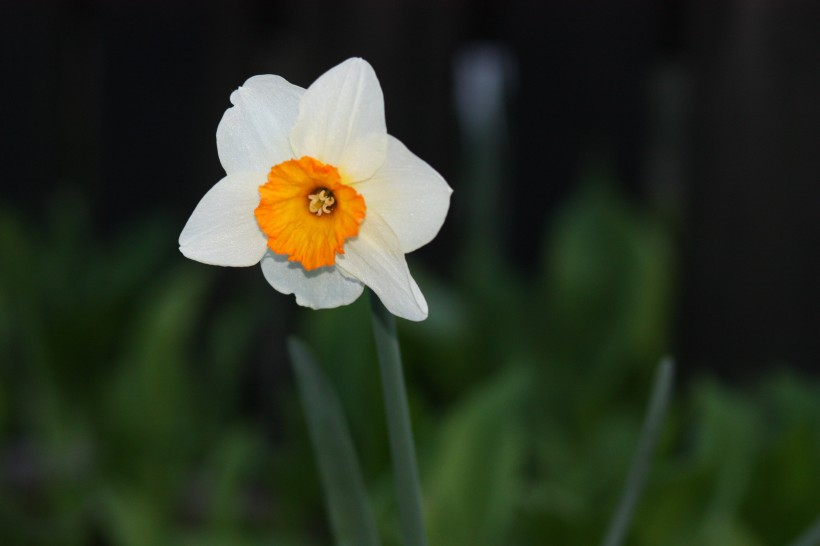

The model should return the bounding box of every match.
[601,358,675,546]
[369,292,427,546]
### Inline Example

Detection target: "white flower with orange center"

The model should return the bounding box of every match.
[179,58,452,321]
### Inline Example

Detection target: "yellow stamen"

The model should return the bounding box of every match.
[254,156,366,270]
[308,189,336,216]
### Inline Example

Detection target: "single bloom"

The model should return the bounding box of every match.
[179,58,452,321]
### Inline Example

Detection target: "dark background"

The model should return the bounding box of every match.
[3,0,819,376]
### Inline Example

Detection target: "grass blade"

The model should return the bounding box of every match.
[789,516,820,546]
[287,337,381,546]
[601,357,674,546]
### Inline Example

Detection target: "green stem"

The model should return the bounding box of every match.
[369,292,427,546]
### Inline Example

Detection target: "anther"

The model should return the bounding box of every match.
[308,189,336,216]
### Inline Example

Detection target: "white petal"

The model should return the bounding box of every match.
[289,58,387,181]
[336,212,428,321]
[217,75,304,175]
[261,252,365,309]
[354,136,453,253]
[179,172,268,266]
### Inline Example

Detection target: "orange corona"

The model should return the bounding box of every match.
[254,156,366,271]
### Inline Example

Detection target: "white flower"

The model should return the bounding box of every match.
[179,58,452,321]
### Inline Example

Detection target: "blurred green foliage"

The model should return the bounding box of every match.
[1,177,818,545]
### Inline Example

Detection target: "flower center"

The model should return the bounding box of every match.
[254,156,366,271]
[308,188,336,216]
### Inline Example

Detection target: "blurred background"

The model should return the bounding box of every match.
[1,1,818,544]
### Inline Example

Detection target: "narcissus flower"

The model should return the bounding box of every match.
[179,58,452,321]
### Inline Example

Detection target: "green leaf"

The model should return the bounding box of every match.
[287,337,381,546]
[424,366,529,546]
[100,487,167,546]
[540,179,675,385]
[99,264,211,507]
